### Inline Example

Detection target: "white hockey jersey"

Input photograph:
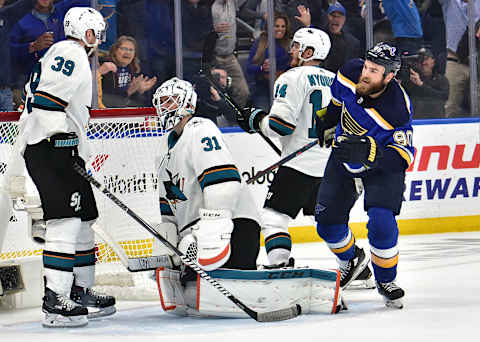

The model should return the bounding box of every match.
[17,40,93,159]
[157,117,260,231]
[260,65,335,177]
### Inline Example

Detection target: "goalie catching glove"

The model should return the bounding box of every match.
[237,107,267,134]
[333,134,383,168]
[190,208,234,271]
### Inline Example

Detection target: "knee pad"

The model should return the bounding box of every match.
[44,217,81,295]
[76,220,95,251]
[367,207,398,249]
[316,223,349,244]
[45,217,82,254]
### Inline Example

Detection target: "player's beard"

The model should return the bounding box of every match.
[356,76,386,96]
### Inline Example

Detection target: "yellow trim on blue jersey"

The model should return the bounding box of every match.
[387,144,413,166]
[371,253,398,268]
[331,97,342,106]
[337,71,357,93]
[364,108,394,130]
[330,235,354,254]
[398,83,412,114]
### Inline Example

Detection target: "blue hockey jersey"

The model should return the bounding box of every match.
[327,58,415,174]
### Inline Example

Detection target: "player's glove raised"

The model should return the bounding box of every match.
[237,107,267,134]
[333,135,383,168]
[315,107,337,147]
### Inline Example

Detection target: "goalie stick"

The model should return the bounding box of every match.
[73,163,301,322]
[199,31,281,156]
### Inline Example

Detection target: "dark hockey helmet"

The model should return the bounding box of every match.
[365,42,401,76]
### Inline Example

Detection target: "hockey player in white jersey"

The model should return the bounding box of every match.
[237,28,333,264]
[152,77,261,274]
[16,7,115,328]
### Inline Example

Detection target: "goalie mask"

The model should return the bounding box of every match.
[152,77,197,131]
[291,27,331,63]
[64,7,106,54]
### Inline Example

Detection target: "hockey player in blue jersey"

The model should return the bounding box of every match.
[314,42,414,309]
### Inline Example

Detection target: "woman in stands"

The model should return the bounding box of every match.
[98,35,157,108]
[246,13,292,110]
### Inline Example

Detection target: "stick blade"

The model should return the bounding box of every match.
[256,304,302,322]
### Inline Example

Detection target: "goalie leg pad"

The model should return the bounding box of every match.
[159,267,343,318]
[192,209,233,271]
[43,217,81,296]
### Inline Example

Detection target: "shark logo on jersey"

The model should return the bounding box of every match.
[163,169,187,205]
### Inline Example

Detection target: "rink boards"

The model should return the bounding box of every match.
[1,119,479,252]
[223,119,480,241]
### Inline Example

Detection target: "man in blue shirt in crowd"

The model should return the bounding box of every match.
[0,0,33,111]
[9,0,90,98]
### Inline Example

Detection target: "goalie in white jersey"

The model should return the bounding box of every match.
[152,77,261,274]
[16,8,115,328]
[237,28,369,272]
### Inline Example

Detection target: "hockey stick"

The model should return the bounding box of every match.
[246,140,318,184]
[199,31,281,156]
[73,163,301,322]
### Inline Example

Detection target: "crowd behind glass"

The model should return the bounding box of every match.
[1,0,479,124]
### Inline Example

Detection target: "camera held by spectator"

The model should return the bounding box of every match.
[194,68,236,127]
[401,47,450,118]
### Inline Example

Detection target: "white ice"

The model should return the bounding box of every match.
[1,231,479,342]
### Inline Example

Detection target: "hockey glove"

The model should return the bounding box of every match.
[333,135,383,168]
[315,107,337,148]
[237,107,268,134]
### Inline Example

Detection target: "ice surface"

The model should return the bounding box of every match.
[1,232,479,342]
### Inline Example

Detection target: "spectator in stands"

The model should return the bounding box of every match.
[246,13,291,110]
[9,0,90,106]
[297,2,360,74]
[441,0,480,117]
[401,47,449,119]
[99,35,157,108]
[212,0,250,108]
[117,0,149,74]
[195,67,238,127]
[275,0,313,33]
[0,0,33,111]
[182,0,213,83]
[145,0,175,84]
[381,0,424,55]
[417,0,447,74]
[445,18,480,117]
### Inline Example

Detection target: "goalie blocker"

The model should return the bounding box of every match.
[156,267,343,317]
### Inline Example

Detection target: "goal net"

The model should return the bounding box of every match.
[0,108,165,300]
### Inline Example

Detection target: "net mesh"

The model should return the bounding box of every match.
[0,108,164,299]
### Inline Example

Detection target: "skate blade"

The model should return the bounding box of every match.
[86,305,116,319]
[42,313,88,328]
[347,278,376,290]
[384,298,404,309]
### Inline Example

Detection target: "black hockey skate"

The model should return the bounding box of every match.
[70,284,116,319]
[42,287,88,328]
[338,246,370,288]
[376,281,404,309]
[262,257,295,269]
[348,265,376,290]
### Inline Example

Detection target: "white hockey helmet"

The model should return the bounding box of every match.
[64,7,106,49]
[152,77,197,131]
[291,27,331,63]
